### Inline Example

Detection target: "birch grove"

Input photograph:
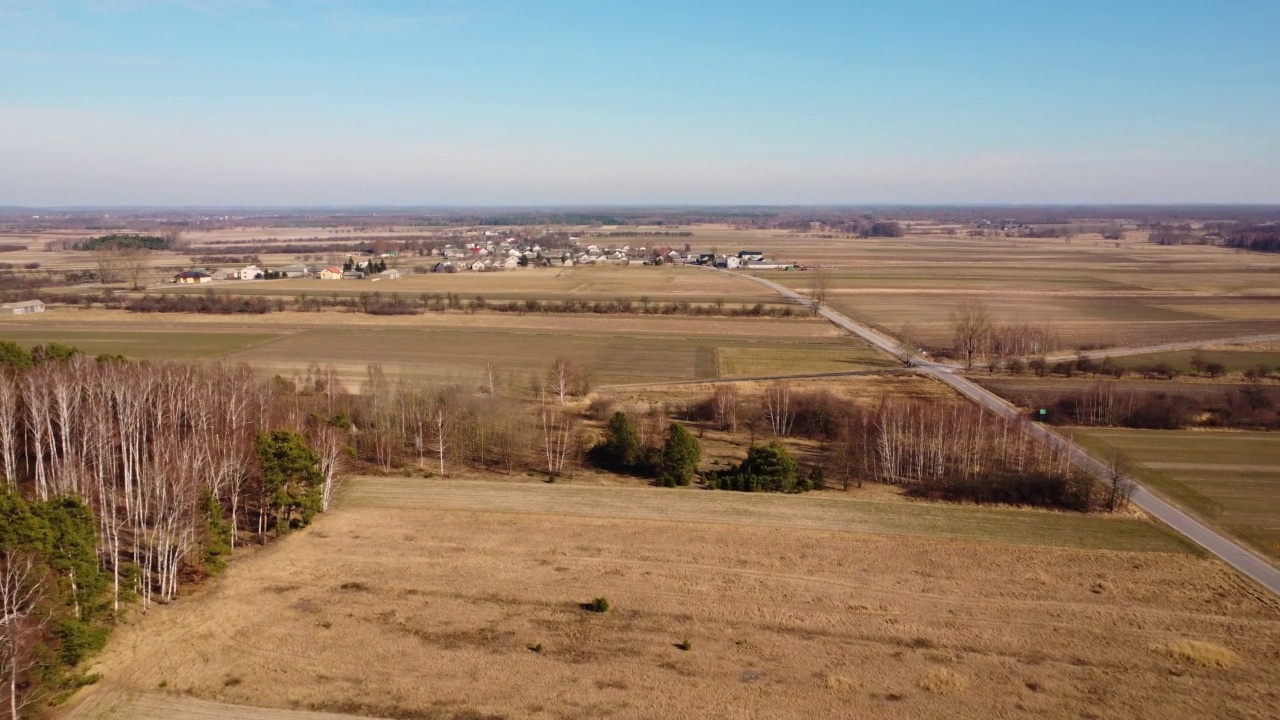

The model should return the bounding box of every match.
[0,358,345,615]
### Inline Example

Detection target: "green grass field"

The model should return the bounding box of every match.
[1072,428,1280,562]
[0,329,282,359]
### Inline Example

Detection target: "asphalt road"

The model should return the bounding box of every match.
[735,270,1280,596]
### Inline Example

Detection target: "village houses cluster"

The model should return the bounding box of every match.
[173,235,791,284]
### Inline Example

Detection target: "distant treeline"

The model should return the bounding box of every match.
[1032,382,1280,431]
[74,233,172,251]
[45,291,801,319]
[588,231,694,238]
[1221,224,1280,253]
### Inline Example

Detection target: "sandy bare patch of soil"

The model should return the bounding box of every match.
[59,477,1280,720]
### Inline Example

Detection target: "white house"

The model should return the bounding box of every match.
[241,265,264,280]
[0,299,45,315]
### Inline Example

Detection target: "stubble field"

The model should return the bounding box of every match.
[61,477,1280,720]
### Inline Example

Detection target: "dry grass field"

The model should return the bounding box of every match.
[59,476,1280,720]
[1073,429,1280,563]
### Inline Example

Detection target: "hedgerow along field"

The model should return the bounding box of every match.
[1072,428,1280,563]
[61,476,1280,720]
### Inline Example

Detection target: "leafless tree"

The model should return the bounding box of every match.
[1103,450,1136,512]
[311,424,347,512]
[763,383,794,437]
[0,552,46,720]
[547,358,575,405]
[710,385,740,432]
[91,247,126,285]
[0,376,18,489]
[809,267,833,310]
[428,392,452,476]
[121,247,151,290]
[484,362,499,396]
[540,405,575,477]
[950,299,993,370]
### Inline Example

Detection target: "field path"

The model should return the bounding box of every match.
[1041,332,1280,363]
[733,270,1280,596]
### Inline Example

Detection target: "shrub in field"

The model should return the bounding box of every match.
[584,597,610,613]
[707,442,805,493]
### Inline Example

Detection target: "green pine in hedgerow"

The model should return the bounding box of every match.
[588,411,646,472]
[657,422,701,487]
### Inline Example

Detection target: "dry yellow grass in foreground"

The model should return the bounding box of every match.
[59,477,1280,720]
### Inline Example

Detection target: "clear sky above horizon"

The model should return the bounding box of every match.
[2,0,1278,206]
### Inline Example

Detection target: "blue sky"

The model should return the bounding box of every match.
[2,0,1278,205]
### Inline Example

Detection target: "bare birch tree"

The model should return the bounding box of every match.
[547,358,575,405]
[0,552,46,720]
[950,299,993,370]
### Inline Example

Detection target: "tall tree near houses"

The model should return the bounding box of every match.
[121,247,151,290]
[950,299,993,370]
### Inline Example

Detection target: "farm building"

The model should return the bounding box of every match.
[318,266,344,280]
[276,264,310,278]
[376,269,401,280]
[210,268,239,280]
[174,271,212,284]
[738,250,765,261]
[0,299,45,315]
[241,265,264,280]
